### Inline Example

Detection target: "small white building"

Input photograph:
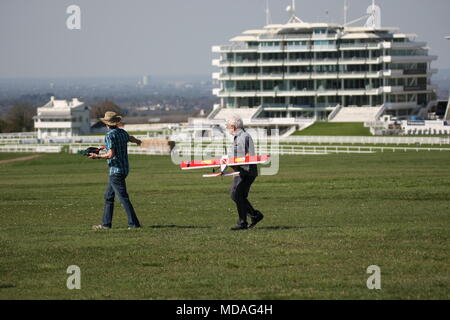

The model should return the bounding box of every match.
[34,97,91,139]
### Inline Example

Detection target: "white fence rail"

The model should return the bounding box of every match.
[0,132,37,139]
[173,143,450,156]
[279,136,450,145]
[171,135,450,145]
[0,145,62,153]
[69,146,171,155]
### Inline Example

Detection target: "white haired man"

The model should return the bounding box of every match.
[225,116,264,230]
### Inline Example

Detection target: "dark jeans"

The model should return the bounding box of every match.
[230,175,259,225]
[102,174,141,228]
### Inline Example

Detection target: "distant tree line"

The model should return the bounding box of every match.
[0,103,36,133]
[90,100,123,119]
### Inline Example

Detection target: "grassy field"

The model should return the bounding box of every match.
[293,122,372,136]
[0,153,33,161]
[0,152,449,299]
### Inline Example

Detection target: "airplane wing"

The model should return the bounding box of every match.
[180,158,222,170]
[202,171,240,178]
[226,155,270,167]
[180,155,270,170]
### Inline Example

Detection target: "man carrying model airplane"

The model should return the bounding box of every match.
[225,116,264,231]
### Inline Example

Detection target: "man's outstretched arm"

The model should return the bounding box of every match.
[89,148,115,159]
[129,136,142,146]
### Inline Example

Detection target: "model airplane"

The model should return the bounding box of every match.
[180,155,270,177]
[78,146,105,156]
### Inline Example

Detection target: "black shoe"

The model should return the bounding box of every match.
[248,212,264,229]
[230,224,248,231]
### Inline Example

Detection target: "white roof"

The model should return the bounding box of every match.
[242,29,265,35]
[344,26,399,32]
[229,35,258,42]
[393,33,417,38]
[39,97,84,110]
[341,32,380,39]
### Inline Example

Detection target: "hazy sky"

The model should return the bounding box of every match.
[1,0,449,78]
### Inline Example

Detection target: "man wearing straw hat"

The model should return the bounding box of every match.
[90,111,142,230]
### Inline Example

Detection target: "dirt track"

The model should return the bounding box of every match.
[0,154,42,165]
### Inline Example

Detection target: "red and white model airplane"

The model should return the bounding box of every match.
[180,155,270,177]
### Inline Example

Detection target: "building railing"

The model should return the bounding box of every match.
[403,69,427,75]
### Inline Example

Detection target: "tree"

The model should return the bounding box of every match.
[0,117,7,133]
[90,100,123,119]
[5,103,36,132]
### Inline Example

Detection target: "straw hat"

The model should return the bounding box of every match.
[100,111,122,126]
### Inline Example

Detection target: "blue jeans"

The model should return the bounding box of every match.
[102,174,141,228]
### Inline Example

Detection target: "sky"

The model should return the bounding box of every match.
[0,0,449,79]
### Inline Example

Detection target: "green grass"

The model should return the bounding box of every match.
[0,153,34,161]
[0,153,449,299]
[293,122,372,136]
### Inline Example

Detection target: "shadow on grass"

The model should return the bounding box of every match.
[0,284,16,289]
[257,225,337,230]
[146,224,212,229]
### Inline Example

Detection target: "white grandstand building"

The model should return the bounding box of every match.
[34,97,91,139]
[209,0,437,128]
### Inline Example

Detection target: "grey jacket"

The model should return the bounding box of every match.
[229,128,258,177]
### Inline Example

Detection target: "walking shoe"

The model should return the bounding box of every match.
[127,226,141,230]
[92,225,110,230]
[248,212,264,229]
[230,224,248,231]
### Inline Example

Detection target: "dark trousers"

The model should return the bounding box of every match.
[230,175,258,225]
[102,174,141,228]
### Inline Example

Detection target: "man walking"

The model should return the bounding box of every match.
[90,111,142,230]
[226,116,264,231]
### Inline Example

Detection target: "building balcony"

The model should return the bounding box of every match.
[403,85,428,91]
[383,85,434,93]
[212,44,259,52]
[384,102,419,110]
[215,69,430,82]
[387,41,427,49]
[311,45,338,51]
[310,59,339,65]
[382,86,405,93]
[390,55,438,63]
[217,59,259,67]
[284,60,313,66]
[285,45,311,52]
[218,73,259,80]
[338,57,381,65]
[259,46,284,52]
[400,69,427,75]
[214,88,386,98]
[339,43,380,50]
[34,122,81,129]
[258,60,285,66]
